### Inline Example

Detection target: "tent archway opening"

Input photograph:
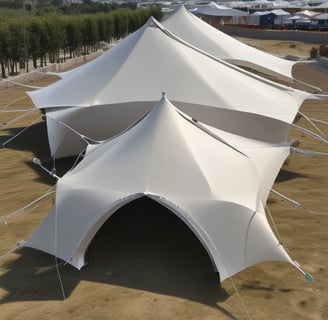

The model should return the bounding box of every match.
[85,196,220,282]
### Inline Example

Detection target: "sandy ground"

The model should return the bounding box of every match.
[235,38,318,58]
[0,39,327,320]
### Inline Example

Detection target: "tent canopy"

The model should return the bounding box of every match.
[313,13,328,20]
[192,2,248,17]
[162,6,299,82]
[28,16,312,158]
[250,10,272,16]
[271,9,291,16]
[295,9,319,17]
[25,96,293,282]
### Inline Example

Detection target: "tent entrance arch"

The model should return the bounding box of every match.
[85,196,219,282]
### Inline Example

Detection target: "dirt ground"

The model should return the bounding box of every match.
[0,39,327,320]
[235,37,318,59]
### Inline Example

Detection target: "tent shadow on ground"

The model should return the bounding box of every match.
[0,122,50,159]
[0,197,238,318]
[0,121,83,182]
[275,168,308,183]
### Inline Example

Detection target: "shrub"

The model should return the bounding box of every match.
[319,44,328,57]
[310,47,318,59]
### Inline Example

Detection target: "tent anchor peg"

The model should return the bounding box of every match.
[291,147,328,157]
[33,158,60,179]
[293,260,314,282]
[17,240,26,247]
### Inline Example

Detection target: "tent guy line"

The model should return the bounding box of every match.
[44,115,101,146]
[0,78,42,89]
[270,189,302,208]
[0,189,56,224]
[308,117,328,126]
[298,111,327,138]
[0,95,30,111]
[291,123,328,144]
[1,109,39,128]
[1,114,43,147]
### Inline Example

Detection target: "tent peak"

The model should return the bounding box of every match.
[147,16,162,29]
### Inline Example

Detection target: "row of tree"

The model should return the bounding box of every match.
[0,7,163,78]
[0,0,138,14]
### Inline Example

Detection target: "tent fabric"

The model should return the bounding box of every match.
[162,6,297,82]
[271,9,291,16]
[313,13,328,20]
[200,121,291,205]
[192,2,248,17]
[25,96,293,282]
[295,9,319,17]
[28,16,312,158]
[250,10,272,16]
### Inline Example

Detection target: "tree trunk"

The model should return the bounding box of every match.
[26,57,29,73]
[33,57,37,69]
[1,61,6,78]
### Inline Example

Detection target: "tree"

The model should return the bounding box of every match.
[7,20,25,75]
[0,24,10,78]
[43,15,66,63]
[0,6,163,76]
[80,16,99,55]
[38,19,50,66]
[101,14,114,44]
[65,18,82,59]
[112,10,129,40]
[27,18,43,69]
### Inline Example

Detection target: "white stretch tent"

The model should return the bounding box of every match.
[295,9,319,18]
[192,2,248,22]
[25,96,297,282]
[27,17,313,158]
[313,13,328,21]
[162,6,297,82]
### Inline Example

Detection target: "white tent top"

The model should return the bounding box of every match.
[295,9,319,17]
[313,13,328,20]
[287,15,302,20]
[29,15,311,120]
[271,0,292,8]
[162,6,300,82]
[25,96,294,282]
[271,8,291,15]
[192,2,248,16]
[29,18,311,157]
[250,10,272,16]
[28,15,314,157]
